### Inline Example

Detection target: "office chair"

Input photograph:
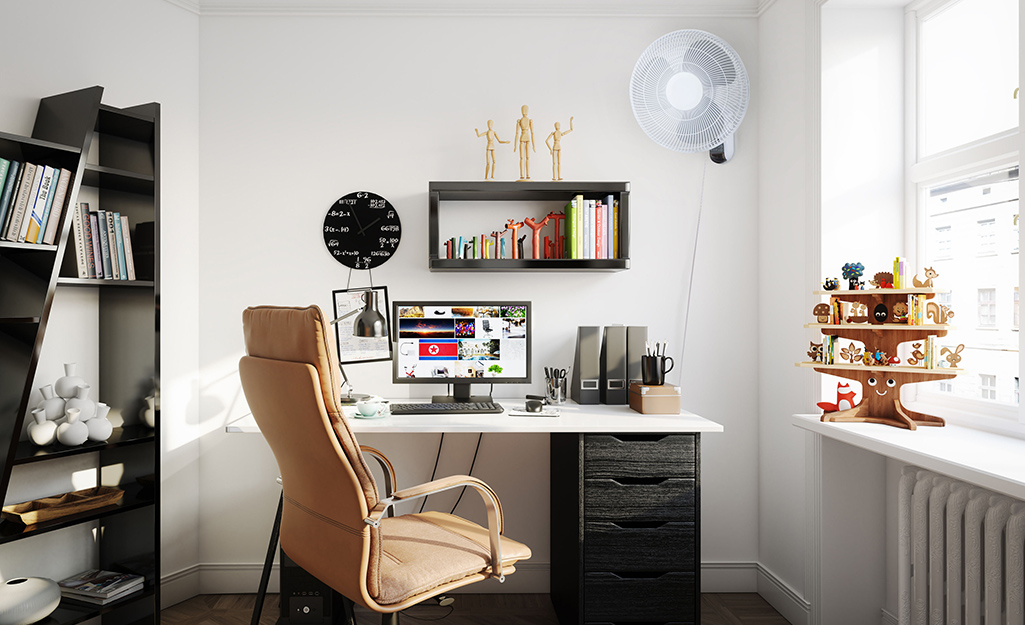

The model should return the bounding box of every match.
[238,305,531,625]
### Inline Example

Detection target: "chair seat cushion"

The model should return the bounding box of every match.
[375,511,531,605]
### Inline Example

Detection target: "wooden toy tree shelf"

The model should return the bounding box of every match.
[798,288,965,430]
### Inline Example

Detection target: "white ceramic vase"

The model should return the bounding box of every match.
[56,408,88,446]
[140,395,156,428]
[36,385,65,421]
[54,362,85,399]
[65,384,95,421]
[0,577,60,625]
[27,409,57,446]
[87,402,113,442]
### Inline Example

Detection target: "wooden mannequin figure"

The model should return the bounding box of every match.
[513,105,535,181]
[506,219,524,259]
[474,120,510,180]
[545,117,573,181]
[523,216,550,260]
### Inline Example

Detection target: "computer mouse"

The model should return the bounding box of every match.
[525,399,543,413]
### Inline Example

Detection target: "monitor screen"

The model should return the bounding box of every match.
[392,301,530,402]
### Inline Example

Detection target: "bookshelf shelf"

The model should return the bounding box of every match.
[0,87,160,624]
[805,323,953,332]
[428,180,630,272]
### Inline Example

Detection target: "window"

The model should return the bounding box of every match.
[980,374,997,400]
[978,219,996,255]
[978,288,997,327]
[907,0,1020,428]
[919,0,1018,156]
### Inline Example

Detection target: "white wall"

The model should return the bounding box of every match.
[0,0,202,608]
[194,11,762,594]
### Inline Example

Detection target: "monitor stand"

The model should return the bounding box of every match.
[432,382,493,404]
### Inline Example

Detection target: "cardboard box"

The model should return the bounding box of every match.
[628,382,681,414]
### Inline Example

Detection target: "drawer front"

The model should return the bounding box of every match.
[584,434,696,479]
[584,478,695,522]
[584,521,695,572]
[584,571,696,622]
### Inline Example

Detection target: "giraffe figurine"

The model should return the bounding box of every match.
[505,219,524,259]
[523,215,551,260]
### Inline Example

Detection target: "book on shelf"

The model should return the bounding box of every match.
[89,211,103,277]
[120,214,136,280]
[72,202,90,278]
[58,569,144,602]
[40,168,72,245]
[26,165,56,244]
[18,164,50,243]
[612,198,619,259]
[5,162,37,242]
[113,212,128,280]
[595,199,604,259]
[0,158,10,231]
[0,160,21,234]
[96,209,113,278]
[105,211,121,280]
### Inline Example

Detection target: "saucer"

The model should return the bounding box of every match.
[353,411,386,419]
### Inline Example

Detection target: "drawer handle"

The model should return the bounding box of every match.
[605,571,668,580]
[610,477,666,486]
[610,434,667,443]
[610,521,667,529]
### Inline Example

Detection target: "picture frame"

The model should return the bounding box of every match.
[331,286,392,365]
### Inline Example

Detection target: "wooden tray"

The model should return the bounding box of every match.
[1,486,124,525]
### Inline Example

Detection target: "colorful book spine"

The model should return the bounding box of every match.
[6,163,38,242]
[120,215,136,281]
[105,210,120,280]
[72,203,89,278]
[88,211,103,278]
[31,166,58,243]
[113,213,127,280]
[595,200,604,260]
[41,168,71,245]
[612,199,619,259]
[21,165,53,243]
[0,159,17,234]
[84,207,97,278]
[97,210,113,278]
[605,194,614,259]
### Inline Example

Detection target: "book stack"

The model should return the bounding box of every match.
[0,158,74,246]
[71,202,138,280]
[58,569,145,605]
[564,193,619,259]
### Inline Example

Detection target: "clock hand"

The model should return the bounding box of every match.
[351,209,365,233]
[358,217,382,236]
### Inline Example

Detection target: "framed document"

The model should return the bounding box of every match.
[331,286,392,365]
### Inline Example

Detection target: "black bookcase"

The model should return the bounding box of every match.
[428,180,630,271]
[0,86,160,625]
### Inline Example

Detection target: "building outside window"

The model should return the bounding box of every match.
[978,288,997,327]
[977,219,996,255]
[980,374,997,400]
[934,225,953,259]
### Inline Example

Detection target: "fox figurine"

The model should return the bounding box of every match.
[817,382,858,413]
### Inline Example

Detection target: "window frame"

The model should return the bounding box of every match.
[904,0,1022,432]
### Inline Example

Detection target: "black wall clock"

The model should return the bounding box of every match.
[323,191,402,270]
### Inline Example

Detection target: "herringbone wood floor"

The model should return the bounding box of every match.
[160,593,791,624]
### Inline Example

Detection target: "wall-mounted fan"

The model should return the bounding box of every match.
[630,29,750,163]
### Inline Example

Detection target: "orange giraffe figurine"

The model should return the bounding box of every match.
[523,216,550,259]
[491,230,504,259]
[546,211,566,258]
[505,219,524,259]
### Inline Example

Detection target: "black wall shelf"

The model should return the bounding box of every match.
[428,180,630,272]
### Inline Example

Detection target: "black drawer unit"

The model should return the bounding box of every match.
[551,433,701,625]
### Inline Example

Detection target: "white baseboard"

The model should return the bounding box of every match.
[756,562,811,625]
[701,561,759,591]
[161,564,201,609]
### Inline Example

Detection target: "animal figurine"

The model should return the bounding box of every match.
[870,272,894,289]
[940,344,964,368]
[813,303,831,323]
[891,302,909,323]
[872,303,889,324]
[505,219,524,259]
[925,301,954,324]
[907,343,925,366]
[807,341,823,363]
[817,382,858,412]
[842,262,865,290]
[823,278,839,291]
[523,215,551,259]
[912,267,939,289]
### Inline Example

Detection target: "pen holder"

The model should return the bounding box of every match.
[546,376,567,405]
[641,355,674,386]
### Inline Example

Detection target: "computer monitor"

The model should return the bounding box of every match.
[392,301,530,403]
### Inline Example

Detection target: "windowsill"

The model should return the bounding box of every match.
[792,413,1025,500]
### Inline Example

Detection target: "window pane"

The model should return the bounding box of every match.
[920,0,1019,156]
[922,167,1019,408]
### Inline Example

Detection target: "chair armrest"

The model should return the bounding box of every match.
[363,475,508,581]
[359,445,396,498]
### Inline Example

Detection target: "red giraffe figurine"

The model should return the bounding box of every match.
[522,215,551,260]
[505,219,524,259]
[546,211,566,258]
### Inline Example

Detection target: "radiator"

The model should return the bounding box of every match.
[898,467,1025,625]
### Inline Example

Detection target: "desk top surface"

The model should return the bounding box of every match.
[227,400,723,434]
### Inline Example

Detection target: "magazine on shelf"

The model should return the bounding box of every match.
[58,569,144,600]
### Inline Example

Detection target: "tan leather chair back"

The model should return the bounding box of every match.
[240,305,381,605]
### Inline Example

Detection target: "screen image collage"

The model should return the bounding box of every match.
[395,305,527,379]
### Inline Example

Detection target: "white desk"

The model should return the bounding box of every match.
[227,401,723,435]
[229,401,722,625]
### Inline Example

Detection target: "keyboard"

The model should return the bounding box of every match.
[388,401,504,415]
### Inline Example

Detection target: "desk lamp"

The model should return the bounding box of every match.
[330,288,388,404]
